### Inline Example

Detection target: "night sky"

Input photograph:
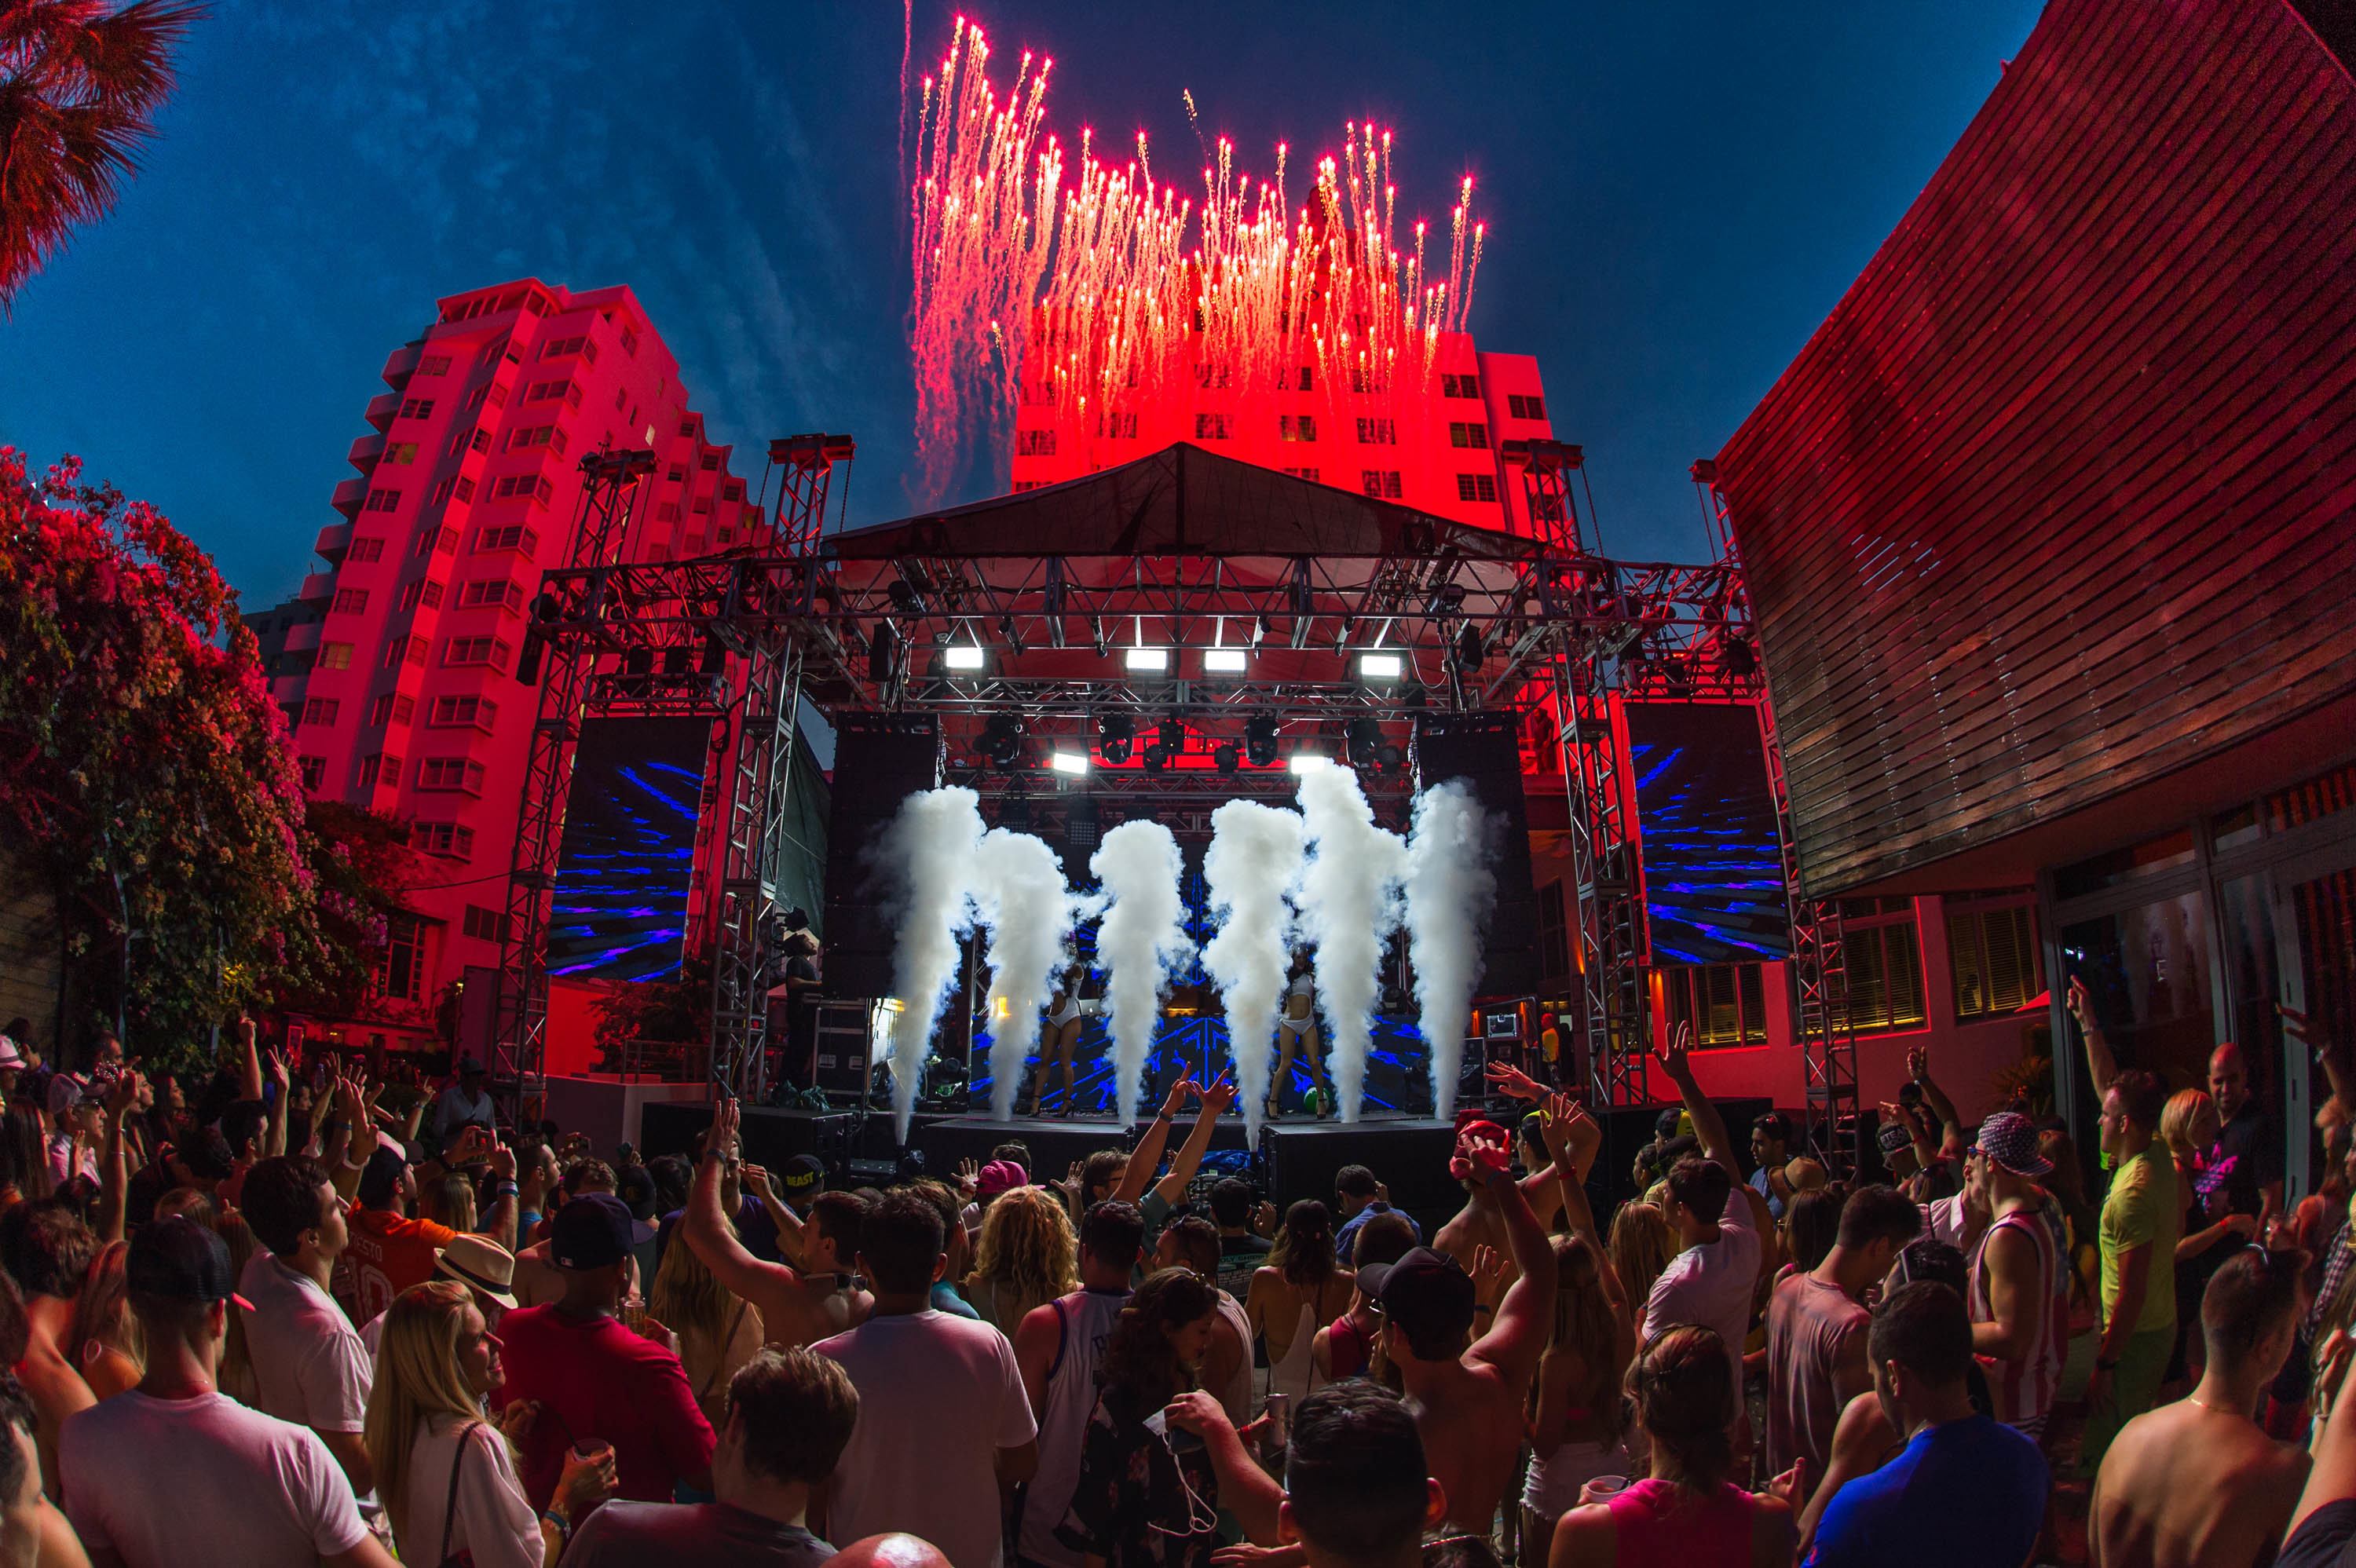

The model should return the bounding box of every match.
[1,1,2041,609]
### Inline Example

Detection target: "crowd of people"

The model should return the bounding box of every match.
[0,989,2351,1568]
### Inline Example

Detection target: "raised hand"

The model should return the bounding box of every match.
[2283,1004,2331,1063]
[709,1096,741,1160]
[741,1162,774,1199]
[1457,1120,1512,1182]
[2067,975,2097,1031]
[106,1069,144,1120]
[1198,1077,1238,1116]
[1907,1044,1929,1084]
[957,1157,981,1195]
[1469,1243,1509,1307]
[1653,1020,1693,1080]
[1159,1077,1194,1119]
[1486,1061,1546,1102]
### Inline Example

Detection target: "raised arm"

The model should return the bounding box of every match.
[2285,1006,2354,1128]
[99,1071,140,1244]
[1114,1079,1192,1205]
[1154,1079,1235,1207]
[740,1164,808,1258]
[1654,1022,1736,1173]
[235,1017,264,1105]
[1539,1095,1604,1241]
[1908,1045,1969,1163]
[682,1099,815,1339]
[1465,1130,1556,1383]
[481,1142,519,1252]
[262,1050,290,1159]
[2068,976,2119,1102]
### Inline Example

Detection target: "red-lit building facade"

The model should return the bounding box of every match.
[258,279,763,1054]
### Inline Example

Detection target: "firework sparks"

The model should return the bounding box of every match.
[909,17,1485,503]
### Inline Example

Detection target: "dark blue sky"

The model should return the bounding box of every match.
[1,1,2043,609]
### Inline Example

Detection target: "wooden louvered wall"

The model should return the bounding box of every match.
[1716,0,2356,901]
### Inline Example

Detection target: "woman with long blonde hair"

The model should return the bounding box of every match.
[963,1185,1080,1331]
[1247,1201,1353,1402]
[1523,1234,1639,1566]
[68,1238,141,1398]
[649,1219,763,1427]
[363,1280,613,1568]
[1607,1201,1676,1312]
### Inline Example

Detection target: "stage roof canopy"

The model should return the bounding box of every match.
[828,442,1540,562]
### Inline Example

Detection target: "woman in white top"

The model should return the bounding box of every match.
[1267,959,1331,1120]
[363,1279,615,1568]
[1024,967,1089,1117]
[650,1214,764,1428]
[1246,1201,1353,1404]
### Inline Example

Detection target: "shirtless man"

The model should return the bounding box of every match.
[1430,1062,1591,1278]
[681,1098,870,1348]
[1371,1097,1562,1534]
[2090,1245,2311,1568]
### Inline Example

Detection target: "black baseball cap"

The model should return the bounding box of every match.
[551,1193,654,1271]
[128,1216,249,1307]
[779,1154,825,1193]
[1366,1248,1476,1343]
[357,1145,408,1208]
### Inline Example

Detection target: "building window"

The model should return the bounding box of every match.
[459,578,523,612]
[357,751,401,789]
[300,697,338,727]
[412,821,475,859]
[1355,418,1397,445]
[377,912,425,1001]
[428,477,456,507]
[331,589,368,615]
[679,418,697,438]
[723,481,742,502]
[1020,379,1058,407]
[444,636,511,671]
[1194,414,1233,441]
[1095,411,1138,439]
[298,755,326,791]
[1538,880,1570,981]
[1012,481,1044,492]
[1456,473,1499,503]
[656,503,679,523]
[320,642,354,670]
[430,695,497,731]
[1017,428,1059,456]
[382,442,419,465]
[1948,894,2043,1022]
[1664,963,1772,1047]
[364,488,401,512]
[1348,367,1388,394]
[540,335,596,361]
[1193,363,1234,389]
[1279,415,1317,443]
[418,356,451,376]
[506,425,566,456]
[416,757,486,794]
[668,464,686,481]
[381,634,428,669]
[620,327,638,356]
[692,496,711,514]
[489,473,552,507]
[1440,372,1481,399]
[1360,470,1403,499]
[347,537,385,563]
[463,905,510,943]
[1507,393,1546,420]
[368,693,414,727]
[398,397,435,419]
[1833,897,1927,1034]
[474,524,537,555]
[1282,466,1321,482]
[700,452,721,470]
[1448,422,1490,449]
[524,378,569,403]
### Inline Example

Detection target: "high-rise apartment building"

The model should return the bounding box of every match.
[1008,330,1558,533]
[269,278,760,1047]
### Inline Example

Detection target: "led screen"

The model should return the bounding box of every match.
[1624,702,1793,966]
[547,717,711,981]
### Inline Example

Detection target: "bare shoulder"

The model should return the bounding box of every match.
[1750,1493,1795,1568]
[1548,1503,1616,1568]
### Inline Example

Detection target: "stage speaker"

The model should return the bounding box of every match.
[1579,1095,1773,1215]
[821,712,942,997]
[1259,1121,1462,1218]
[1412,711,1539,996]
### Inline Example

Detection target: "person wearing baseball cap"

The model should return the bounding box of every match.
[1966,1109,2067,1437]
[60,1217,392,1566]
[495,1194,714,1508]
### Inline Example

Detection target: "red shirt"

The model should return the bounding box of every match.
[495,1304,716,1504]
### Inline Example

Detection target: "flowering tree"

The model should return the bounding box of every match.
[0,448,379,1066]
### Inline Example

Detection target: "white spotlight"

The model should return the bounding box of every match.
[1050,751,1091,775]
[1358,652,1404,681]
[943,645,986,670]
[1288,753,1332,773]
[1125,647,1171,672]
[1202,648,1249,674]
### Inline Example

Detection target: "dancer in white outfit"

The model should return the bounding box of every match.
[1024,967,1088,1117]
[1267,956,1333,1120]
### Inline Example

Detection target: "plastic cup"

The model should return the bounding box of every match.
[1577,1475,1627,1508]
[572,1439,613,1467]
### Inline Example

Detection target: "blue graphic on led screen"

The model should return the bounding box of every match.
[547,718,712,981]
[967,853,1432,1115]
[1624,702,1792,966]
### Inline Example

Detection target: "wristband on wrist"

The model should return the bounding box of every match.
[543,1509,572,1541]
[493,1181,519,1197]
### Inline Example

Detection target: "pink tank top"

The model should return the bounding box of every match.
[1603,1478,1757,1568]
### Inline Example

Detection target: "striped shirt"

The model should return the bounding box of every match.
[1970,1203,2066,1435]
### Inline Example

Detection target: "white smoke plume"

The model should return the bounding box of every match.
[1202,800,1308,1144]
[876,788,986,1139]
[1404,782,1498,1120]
[1293,766,1407,1122]
[971,828,1079,1121]
[1090,819,1194,1126]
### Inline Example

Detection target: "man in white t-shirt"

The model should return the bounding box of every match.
[814,1187,1038,1568]
[238,1154,379,1501]
[60,1216,393,1568]
[1641,1025,1766,1458]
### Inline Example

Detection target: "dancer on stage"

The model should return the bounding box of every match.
[1267,954,1333,1120]
[1023,966,1088,1117]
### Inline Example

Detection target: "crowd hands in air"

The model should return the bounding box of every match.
[0,993,2348,1567]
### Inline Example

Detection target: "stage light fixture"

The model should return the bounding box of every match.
[1213,742,1239,774]
[1378,742,1405,772]
[1245,715,1281,767]
[1721,634,1759,678]
[887,577,927,614]
[1358,652,1404,681]
[1125,646,1170,672]
[867,622,898,682]
[1157,718,1186,755]
[1400,679,1429,710]
[998,615,1026,656]
[1142,744,1170,773]
[1287,752,1330,773]
[1347,718,1383,768]
[1050,751,1089,775]
[980,711,1023,767]
[1099,711,1134,765]
[943,644,986,671]
[1202,648,1249,674]
[1454,623,1485,671]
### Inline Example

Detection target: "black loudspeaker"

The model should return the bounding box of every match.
[1578,1096,1774,1216]
[642,1103,861,1179]
[1412,711,1539,997]
[1258,1120,1462,1218]
[821,712,943,997]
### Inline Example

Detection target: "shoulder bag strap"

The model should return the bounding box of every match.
[697,1302,752,1404]
[437,1420,479,1567]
